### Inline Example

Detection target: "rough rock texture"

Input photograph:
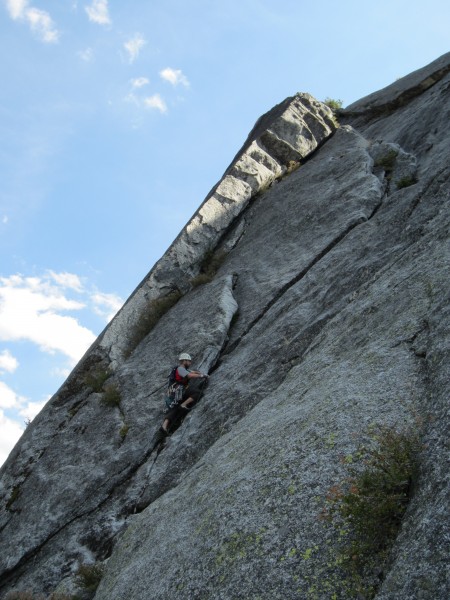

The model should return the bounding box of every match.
[0,53,449,599]
[100,93,337,365]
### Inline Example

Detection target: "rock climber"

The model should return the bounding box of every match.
[159,352,208,436]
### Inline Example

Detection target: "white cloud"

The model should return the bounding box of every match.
[0,408,24,466]
[0,349,18,374]
[131,77,149,89]
[26,7,58,42]
[0,380,26,409]
[5,0,28,19]
[92,292,123,322]
[19,398,47,421]
[0,269,124,467]
[123,33,146,64]
[160,67,190,88]
[0,273,95,363]
[78,47,93,62]
[49,271,84,292]
[5,0,59,43]
[144,94,168,114]
[2,216,8,224]
[85,0,110,25]
[51,366,71,379]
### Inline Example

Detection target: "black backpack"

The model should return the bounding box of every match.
[168,365,178,387]
[165,366,184,411]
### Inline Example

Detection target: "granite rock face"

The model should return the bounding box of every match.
[100,93,337,366]
[0,54,449,599]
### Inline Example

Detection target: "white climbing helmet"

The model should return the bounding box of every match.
[179,353,192,361]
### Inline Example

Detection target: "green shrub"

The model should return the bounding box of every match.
[127,290,182,354]
[325,425,421,597]
[74,563,105,593]
[83,367,110,392]
[396,175,417,189]
[101,384,121,407]
[324,97,344,111]
[374,149,398,171]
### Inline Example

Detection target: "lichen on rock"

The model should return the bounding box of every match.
[1,54,450,600]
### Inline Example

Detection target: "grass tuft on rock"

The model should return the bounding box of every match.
[100,384,122,407]
[126,290,182,355]
[190,249,228,288]
[83,367,110,392]
[119,423,129,439]
[6,485,21,511]
[75,563,105,593]
[324,97,343,111]
[396,175,417,189]
[374,149,398,171]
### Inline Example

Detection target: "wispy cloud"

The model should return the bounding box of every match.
[5,0,59,43]
[19,398,47,421]
[0,407,25,465]
[5,0,28,19]
[48,271,84,292]
[25,6,59,42]
[160,67,190,88]
[51,366,71,379]
[0,380,26,409]
[0,384,46,466]
[0,349,19,374]
[144,94,168,114]
[123,33,146,64]
[2,216,8,224]
[84,0,111,25]
[78,47,94,62]
[91,292,123,322]
[131,77,150,89]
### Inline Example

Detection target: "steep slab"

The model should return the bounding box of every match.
[95,124,450,600]
[1,54,449,599]
[94,56,450,600]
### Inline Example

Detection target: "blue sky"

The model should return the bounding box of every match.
[0,0,449,465]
